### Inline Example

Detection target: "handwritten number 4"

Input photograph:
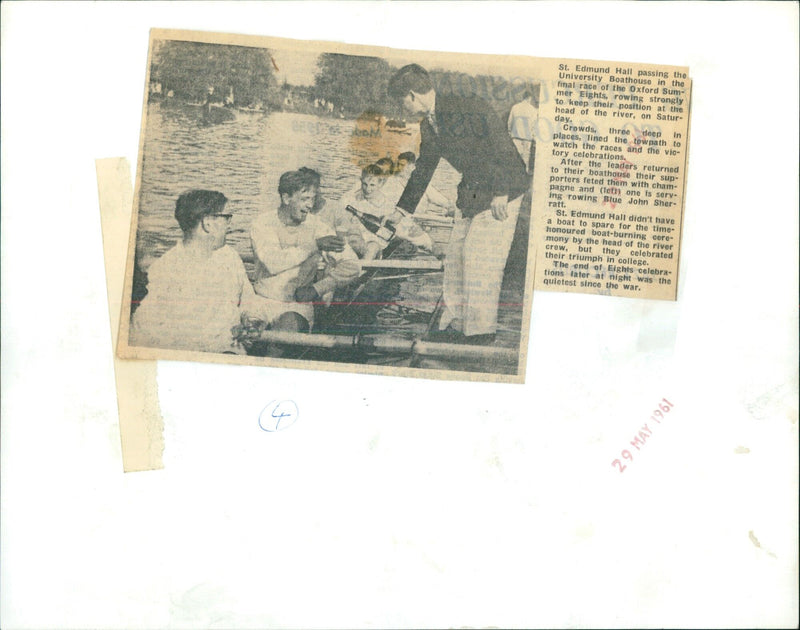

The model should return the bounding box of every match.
[271,406,292,430]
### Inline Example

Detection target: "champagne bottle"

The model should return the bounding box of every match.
[345,205,396,242]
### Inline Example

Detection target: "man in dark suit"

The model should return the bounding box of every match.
[387,64,530,344]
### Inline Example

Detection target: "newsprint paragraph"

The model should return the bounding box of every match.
[533,60,690,300]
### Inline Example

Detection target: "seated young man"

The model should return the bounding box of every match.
[305,165,364,260]
[324,164,396,260]
[299,166,327,215]
[375,157,395,177]
[344,157,394,197]
[250,169,360,331]
[395,152,414,175]
[130,189,268,354]
[383,152,455,216]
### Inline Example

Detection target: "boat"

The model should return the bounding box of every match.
[201,103,237,125]
[385,119,413,136]
[236,212,522,375]
[237,105,268,114]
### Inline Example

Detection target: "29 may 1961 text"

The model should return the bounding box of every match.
[611,398,674,473]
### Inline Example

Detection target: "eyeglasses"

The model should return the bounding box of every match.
[209,213,233,220]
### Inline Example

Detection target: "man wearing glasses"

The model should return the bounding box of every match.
[386,64,529,345]
[130,189,263,354]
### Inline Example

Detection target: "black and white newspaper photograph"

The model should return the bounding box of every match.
[118,30,541,380]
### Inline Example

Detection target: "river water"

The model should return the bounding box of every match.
[137,102,460,269]
[136,101,527,372]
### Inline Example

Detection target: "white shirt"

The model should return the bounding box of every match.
[335,188,395,247]
[383,171,452,211]
[250,210,333,303]
[131,242,253,353]
[508,99,538,141]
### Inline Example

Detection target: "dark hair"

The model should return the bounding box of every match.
[174,189,228,233]
[387,64,433,99]
[361,164,384,179]
[522,90,532,100]
[397,151,416,164]
[298,166,321,185]
[299,167,326,212]
[375,157,394,175]
[278,169,317,198]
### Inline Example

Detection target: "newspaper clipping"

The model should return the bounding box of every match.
[117,29,691,382]
[533,61,690,299]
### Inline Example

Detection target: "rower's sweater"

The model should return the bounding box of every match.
[131,242,253,354]
[250,210,333,303]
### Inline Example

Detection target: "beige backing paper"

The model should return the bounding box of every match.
[115,29,691,383]
[96,158,164,472]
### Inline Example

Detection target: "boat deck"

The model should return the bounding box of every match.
[298,205,529,375]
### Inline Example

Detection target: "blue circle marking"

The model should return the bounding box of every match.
[258,400,299,432]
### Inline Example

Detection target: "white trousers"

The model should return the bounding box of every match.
[513,138,534,171]
[439,195,522,336]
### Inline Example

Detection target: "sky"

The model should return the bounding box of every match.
[269,49,320,86]
[268,48,431,87]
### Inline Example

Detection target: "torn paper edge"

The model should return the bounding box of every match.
[96,157,164,472]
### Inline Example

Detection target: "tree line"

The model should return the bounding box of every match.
[150,40,280,108]
[313,53,539,121]
[149,41,539,119]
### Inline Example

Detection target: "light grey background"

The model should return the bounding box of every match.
[2,2,797,628]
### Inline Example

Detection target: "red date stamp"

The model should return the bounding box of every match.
[611,398,674,473]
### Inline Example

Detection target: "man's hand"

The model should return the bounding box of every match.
[345,231,367,257]
[328,259,362,287]
[387,207,407,225]
[490,195,508,221]
[316,235,345,252]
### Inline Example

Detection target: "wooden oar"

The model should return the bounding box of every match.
[359,259,442,271]
[413,214,454,226]
[243,330,518,364]
[368,272,440,282]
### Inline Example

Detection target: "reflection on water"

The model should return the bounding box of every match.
[138,102,459,272]
[136,101,527,370]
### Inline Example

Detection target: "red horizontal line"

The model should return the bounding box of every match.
[131,300,524,307]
